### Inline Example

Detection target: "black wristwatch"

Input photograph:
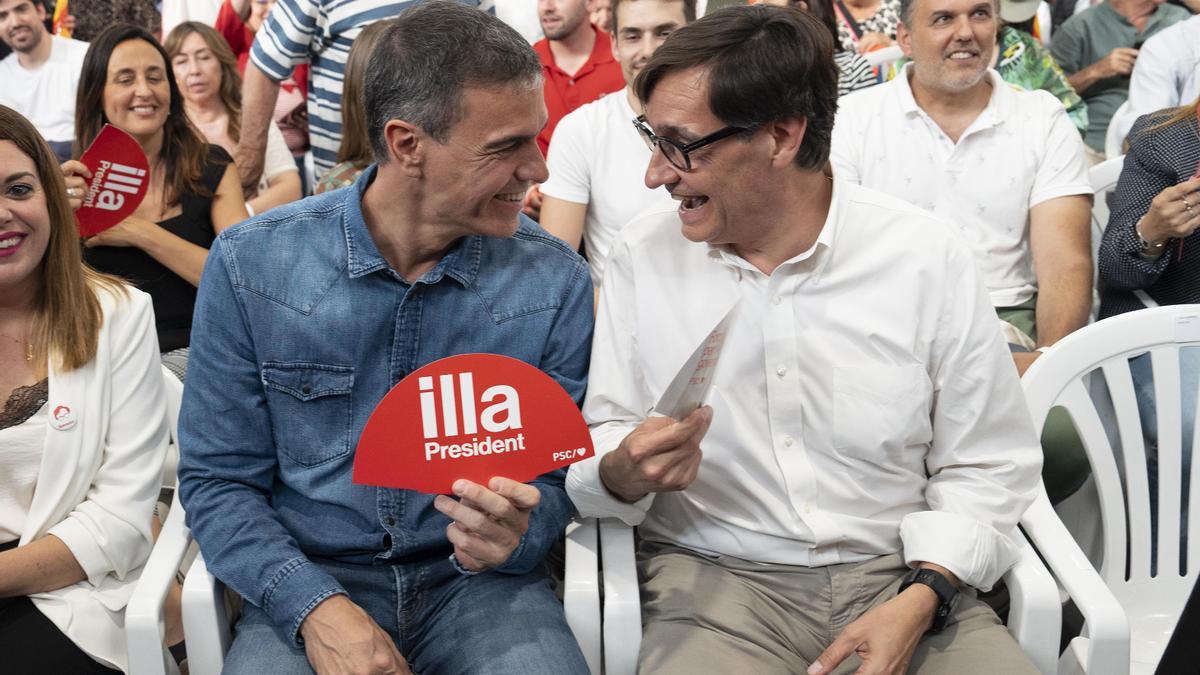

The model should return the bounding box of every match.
[898,567,959,633]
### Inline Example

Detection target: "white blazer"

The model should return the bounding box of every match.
[19,285,168,673]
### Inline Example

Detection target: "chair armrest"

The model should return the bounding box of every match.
[1021,491,1130,675]
[599,518,640,675]
[563,517,601,675]
[126,490,189,675]
[180,553,233,675]
[1002,529,1062,675]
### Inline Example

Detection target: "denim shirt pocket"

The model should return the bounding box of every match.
[261,362,355,467]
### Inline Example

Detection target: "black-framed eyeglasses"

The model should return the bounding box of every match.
[632,115,754,172]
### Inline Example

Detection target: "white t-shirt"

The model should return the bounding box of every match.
[542,89,676,287]
[831,66,1092,307]
[0,35,89,145]
[0,402,46,544]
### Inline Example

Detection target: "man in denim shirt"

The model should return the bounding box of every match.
[177,5,593,674]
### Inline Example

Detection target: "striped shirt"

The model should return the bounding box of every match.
[834,50,877,98]
[250,0,493,178]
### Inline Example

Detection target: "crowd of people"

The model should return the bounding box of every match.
[0,0,1196,672]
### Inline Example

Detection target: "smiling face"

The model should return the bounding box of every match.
[0,140,51,297]
[102,39,171,145]
[642,67,773,246]
[898,0,996,96]
[171,31,223,107]
[418,83,549,239]
[539,0,590,40]
[611,0,687,87]
[0,0,46,55]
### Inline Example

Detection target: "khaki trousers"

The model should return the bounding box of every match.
[636,541,1038,675]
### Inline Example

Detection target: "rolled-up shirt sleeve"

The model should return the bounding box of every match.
[567,236,657,525]
[900,239,1042,591]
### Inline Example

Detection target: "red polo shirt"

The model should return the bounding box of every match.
[533,25,626,156]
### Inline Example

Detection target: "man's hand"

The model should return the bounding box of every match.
[1096,47,1138,78]
[807,585,939,675]
[433,477,540,572]
[299,595,412,675]
[1013,350,1041,377]
[598,406,713,503]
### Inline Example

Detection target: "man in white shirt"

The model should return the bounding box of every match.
[539,0,693,287]
[0,0,89,162]
[567,6,1041,674]
[830,0,1093,502]
[1109,14,1200,150]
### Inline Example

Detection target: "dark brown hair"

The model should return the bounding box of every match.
[0,105,125,375]
[74,24,219,206]
[164,21,244,142]
[633,4,838,170]
[611,0,697,34]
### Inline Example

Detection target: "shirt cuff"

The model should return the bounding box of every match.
[565,456,655,525]
[899,510,1020,592]
[260,557,347,646]
[46,517,117,586]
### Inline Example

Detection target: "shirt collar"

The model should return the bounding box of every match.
[895,63,1011,129]
[342,165,483,286]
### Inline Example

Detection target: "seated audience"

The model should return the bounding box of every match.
[568,7,1041,673]
[63,24,246,376]
[178,5,592,674]
[1098,101,1199,536]
[1109,13,1200,151]
[832,0,1094,502]
[535,0,626,155]
[762,0,878,96]
[0,104,168,674]
[312,19,388,194]
[993,20,1089,134]
[1051,0,1188,160]
[0,0,89,162]
[831,0,901,53]
[539,0,691,282]
[166,21,301,215]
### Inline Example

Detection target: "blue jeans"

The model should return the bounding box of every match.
[223,556,588,675]
[1129,347,1198,573]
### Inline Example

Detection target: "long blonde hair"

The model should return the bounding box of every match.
[0,105,125,376]
[1140,98,1200,136]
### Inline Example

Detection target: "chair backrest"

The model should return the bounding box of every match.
[1106,100,1134,160]
[1088,156,1125,318]
[161,365,184,488]
[1021,306,1200,655]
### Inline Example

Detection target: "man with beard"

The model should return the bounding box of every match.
[0,0,88,162]
[540,0,693,288]
[534,0,626,155]
[831,0,1094,502]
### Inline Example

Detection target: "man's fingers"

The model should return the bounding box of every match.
[809,632,859,675]
[487,476,541,511]
[639,406,713,456]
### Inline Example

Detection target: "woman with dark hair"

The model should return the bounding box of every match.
[63,24,246,376]
[165,21,301,214]
[0,104,168,673]
[759,0,877,96]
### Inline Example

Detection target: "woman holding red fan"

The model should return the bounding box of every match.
[63,24,246,377]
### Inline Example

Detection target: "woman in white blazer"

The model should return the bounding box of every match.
[0,105,168,673]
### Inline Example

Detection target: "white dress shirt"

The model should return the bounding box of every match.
[1111,14,1200,147]
[831,66,1091,308]
[567,180,1042,590]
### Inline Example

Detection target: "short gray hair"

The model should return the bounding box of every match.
[364,1,542,161]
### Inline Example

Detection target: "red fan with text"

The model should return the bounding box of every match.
[353,354,594,494]
[75,124,150,237]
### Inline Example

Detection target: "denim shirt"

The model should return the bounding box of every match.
[178,166,594,642]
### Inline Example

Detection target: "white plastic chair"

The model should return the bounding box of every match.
[1106,101,1134,161]
[1021,304,1200,674]
[129,507,605,675]
[595,521,1063,675]
[125,366,186,675]
[1089,156,1125,319]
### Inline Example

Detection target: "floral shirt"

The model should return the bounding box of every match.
[995,27,1088,135]
[313,161,366,195]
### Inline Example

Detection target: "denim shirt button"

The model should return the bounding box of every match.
[383,516,396,527]
[301,384,312,395]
